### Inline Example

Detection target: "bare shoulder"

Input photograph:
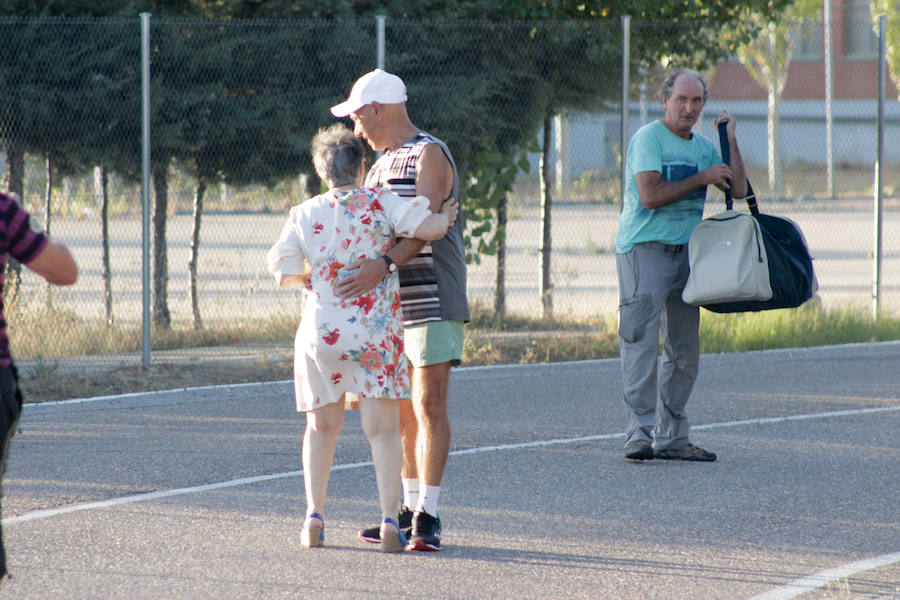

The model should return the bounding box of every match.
[415,142,453,204]
[417,142,452,174]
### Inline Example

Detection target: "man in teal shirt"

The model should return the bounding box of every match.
[616,69,747,461]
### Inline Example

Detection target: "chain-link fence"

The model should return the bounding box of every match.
[0,15,897,371]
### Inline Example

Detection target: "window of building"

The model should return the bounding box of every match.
[842,0,878,58]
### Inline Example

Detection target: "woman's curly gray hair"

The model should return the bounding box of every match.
[312,123,365,187]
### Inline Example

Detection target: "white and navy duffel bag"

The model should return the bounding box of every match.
[683,122,817,313]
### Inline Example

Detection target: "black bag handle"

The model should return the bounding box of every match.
[717,121,758,216]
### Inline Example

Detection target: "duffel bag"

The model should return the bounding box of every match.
[683,122,817,313]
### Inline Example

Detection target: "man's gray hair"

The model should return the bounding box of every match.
[661,69,709,103]
[312,123,365,186]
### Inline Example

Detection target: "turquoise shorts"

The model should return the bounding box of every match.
[404,320,464,367]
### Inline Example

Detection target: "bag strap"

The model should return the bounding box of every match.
[717,121,758,216]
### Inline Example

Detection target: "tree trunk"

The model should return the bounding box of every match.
[189,180,206,330]
[766,27,783,199]
[494,193,507,321]
[7,143,24,199]
[45,154,53,309]
[767,87,782,199]
[554,113,568,200]
[4,144,24,303]
[539,115,553,319]
[152,167,171,329]
[100,166,114,325]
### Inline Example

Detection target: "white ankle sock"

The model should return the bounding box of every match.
[402,478,419,509]
[416,484,440,516]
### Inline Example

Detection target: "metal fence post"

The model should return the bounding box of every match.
[141,12,151,367]
[376,15,386,161]
[873,14,886,320]
[620,15,630,211]
[377,15,386,69]
[824,0,834,199]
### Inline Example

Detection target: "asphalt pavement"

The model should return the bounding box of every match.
[2,342,899,599]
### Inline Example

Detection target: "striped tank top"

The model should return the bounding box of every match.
[365,132,469,326]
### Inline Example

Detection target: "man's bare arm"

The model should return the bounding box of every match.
[715,112,748,199]
[25,240,78,286]
[381,143,454,260]
[414,143,453,213]
[636,165,734,210]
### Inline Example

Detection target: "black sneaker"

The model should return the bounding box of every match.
[407,510,442,551]
[624,439,654,460]
[358,505,413,544]
[655,443,716,462]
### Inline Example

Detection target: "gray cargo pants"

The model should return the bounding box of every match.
[616,242,700,451]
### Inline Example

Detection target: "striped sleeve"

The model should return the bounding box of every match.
[0,194,49,263]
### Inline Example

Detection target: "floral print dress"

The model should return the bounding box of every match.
[267,187,432,412]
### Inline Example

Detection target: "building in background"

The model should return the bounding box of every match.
[707,0,899,168]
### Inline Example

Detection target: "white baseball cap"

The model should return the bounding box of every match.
[330,69,407,117]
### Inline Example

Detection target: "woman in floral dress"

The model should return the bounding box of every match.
[267,124,457,552]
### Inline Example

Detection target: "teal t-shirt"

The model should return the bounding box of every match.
[615,120,721,254]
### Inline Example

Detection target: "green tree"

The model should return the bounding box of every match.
[135,2,228,328]
[0,1,212,330]
[734,0,821,199]
[126,2,224,329]
[172,20,371,327]
[0,18,117,301]
[872,1,899,101]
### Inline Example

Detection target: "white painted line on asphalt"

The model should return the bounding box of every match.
[748,551,900,599]
[5,404,897,527]
[691,405,900,430]
[2,459,370,526]
[24,380,292,408]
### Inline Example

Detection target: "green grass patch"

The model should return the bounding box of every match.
[699,301,900,353]
[463,300,900,366]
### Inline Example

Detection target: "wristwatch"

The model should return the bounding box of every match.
[381,254,397,273]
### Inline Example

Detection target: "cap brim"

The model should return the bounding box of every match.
[330,99,364,118]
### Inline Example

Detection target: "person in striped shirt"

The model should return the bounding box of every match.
[331,69,468,551]
[0,191,77,584]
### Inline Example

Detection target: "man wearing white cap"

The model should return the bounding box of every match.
[331,69,468,552]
